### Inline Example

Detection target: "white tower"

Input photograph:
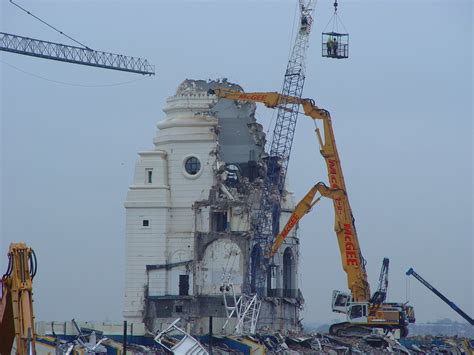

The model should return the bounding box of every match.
[124,79,302,334]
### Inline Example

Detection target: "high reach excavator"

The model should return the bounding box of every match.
[0,243,37,355]
[209,88,415,337]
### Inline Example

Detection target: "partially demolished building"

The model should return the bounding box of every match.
[124,79,303,334]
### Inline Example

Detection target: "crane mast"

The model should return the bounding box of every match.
[215,1,315,335]
[252,0,314,295]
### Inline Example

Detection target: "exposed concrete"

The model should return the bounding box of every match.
[175,78,242,97]
[212,99,265,164]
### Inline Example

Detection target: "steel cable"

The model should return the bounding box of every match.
[9,0,91,49]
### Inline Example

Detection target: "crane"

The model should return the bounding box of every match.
[210,88,416,337]
[214,0,315,335]
[0,243,38,355]
[0,32,155,75]
[370,258,390,305]
[0,3,152,351]
[406,268,474,325]
[249,0,315,295]
[1,1,154,75]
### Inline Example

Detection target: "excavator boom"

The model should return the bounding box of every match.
[210,88,371,302]
[269,182,345,257]
[211,87,414,336]
[0,243,37,355]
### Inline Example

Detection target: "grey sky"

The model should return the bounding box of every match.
[1,0,472,325]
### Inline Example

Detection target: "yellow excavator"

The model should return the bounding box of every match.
[209,88,415,337]
[1,242,37,354]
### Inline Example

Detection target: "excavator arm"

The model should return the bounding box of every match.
[269,182,344,257]
[210,88,371,302]
[0,243,37,355]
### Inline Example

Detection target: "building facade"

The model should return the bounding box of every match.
[124,79,303,334]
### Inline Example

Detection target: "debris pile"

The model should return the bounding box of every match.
[38,330,473,354]
[247,332,413,354]
[400,335,474,354]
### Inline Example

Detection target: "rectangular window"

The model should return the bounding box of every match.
[142,219,150,227]
[212,212,228,232]
[179,275,189,296]
[175,305,183,313]
[249,149,255,161]
[145,168,153,184]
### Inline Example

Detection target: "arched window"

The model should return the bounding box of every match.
[283,247,296,298]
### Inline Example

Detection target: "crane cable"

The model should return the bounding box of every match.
[1,60,147,87]
[323,0,348,34]
[9,0,92,50]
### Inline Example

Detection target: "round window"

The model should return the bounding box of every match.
[184,156,201,175]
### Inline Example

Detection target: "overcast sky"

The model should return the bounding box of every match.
[1,0,472,325]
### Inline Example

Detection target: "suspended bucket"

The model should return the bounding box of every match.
[322,32,349,59]
[322,1,349,59]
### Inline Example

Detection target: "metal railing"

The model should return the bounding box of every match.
[322,42,349,58]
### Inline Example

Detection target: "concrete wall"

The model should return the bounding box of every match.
[124,81,217,323]
[124,151,171,321]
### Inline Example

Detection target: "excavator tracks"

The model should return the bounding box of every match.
[329,322,373,337]
[329,322,409,338]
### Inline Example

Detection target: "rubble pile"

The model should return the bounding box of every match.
[39,331,473,354]
[248,332,413,354]
[229,333,473,354]
[36,319,473,354]
[400,335,474,354]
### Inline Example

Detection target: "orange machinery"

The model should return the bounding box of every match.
[0,243,37,354]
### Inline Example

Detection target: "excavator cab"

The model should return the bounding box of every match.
[332,291,369,323]
[348,303,369,323]
[332,290,350,314]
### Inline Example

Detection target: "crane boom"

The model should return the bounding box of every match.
[370,257,389,305]
[265,0,314,197]
[251,0,315,295]
[406,268,474,325]
[0,32,155,75]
